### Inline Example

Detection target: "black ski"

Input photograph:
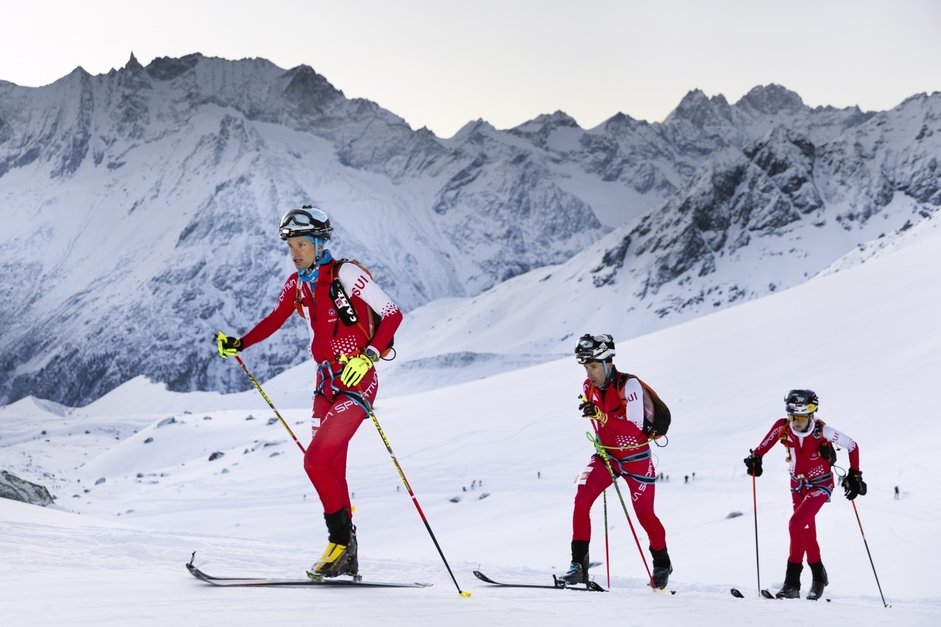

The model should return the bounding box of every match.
[472,570,606,592]
[186,554,431,589]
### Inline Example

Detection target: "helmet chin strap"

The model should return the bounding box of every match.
[298,244,332,283]
[599,361,613,390]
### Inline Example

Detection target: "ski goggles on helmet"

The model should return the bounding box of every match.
[279,206,332,241]
[575,333,615,364]
[784,389,818,415]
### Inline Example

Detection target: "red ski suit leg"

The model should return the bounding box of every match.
[572,454,667,551]
[787,488,828,564]
[303,370,378,515]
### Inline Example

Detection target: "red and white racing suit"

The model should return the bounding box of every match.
[240,257,402,516]
[573,370,667,551]
[752,417,860,564]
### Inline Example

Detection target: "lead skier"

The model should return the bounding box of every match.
[216,205,402,579]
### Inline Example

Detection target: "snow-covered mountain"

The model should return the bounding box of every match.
[0,53,937,406]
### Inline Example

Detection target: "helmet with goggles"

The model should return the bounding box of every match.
[785,389,818,415]
[574,333,615,364]
[279,205,333,241]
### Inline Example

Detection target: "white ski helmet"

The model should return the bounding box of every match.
[279,205,333,241]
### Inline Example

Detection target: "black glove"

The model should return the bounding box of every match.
[579,399,600,419]
[744,452,763,477]
[842,469,867,500]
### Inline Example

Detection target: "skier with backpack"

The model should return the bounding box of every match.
[744,389,866,600]
[216,205,402,579]
[560,333,673,589]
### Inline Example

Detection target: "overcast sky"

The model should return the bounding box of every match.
[1,0,938,137]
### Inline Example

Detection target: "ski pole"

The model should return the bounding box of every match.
[750,452,761,598]
[585,430,654,588]
[850,500,890,607]
[228,349,306,454]
[341,388,470,597]
[603,489,611,589]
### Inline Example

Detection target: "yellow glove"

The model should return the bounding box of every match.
[216,332,241,359]
[339,353,373,387]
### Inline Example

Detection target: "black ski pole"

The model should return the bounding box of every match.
[851,500,890,607]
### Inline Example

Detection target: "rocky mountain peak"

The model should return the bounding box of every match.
[737,84,805,115]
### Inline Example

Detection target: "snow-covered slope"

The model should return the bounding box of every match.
[1,203,939,626]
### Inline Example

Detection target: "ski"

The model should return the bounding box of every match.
[472,570,606,592]
[186,555,431,589]
[761,588,776,599]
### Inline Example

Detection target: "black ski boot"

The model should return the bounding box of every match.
[308,508,358,579]
[775,562,802,599]
[807,561,828,600]
[650,546,673,590]
[559,540,589,585]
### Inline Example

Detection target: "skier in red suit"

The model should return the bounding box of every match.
[216,205,402,579]
[744,389,866,600]
[560,333,672,590]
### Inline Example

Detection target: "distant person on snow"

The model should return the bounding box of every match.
[561,333,673,589]
[744,389,866,600]
[216,205,402,579]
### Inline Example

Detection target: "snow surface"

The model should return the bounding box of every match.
[2,218,940,625]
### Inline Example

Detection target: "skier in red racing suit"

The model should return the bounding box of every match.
[216,205,402,579]
[744,389,866,600]
[560,333,672,590]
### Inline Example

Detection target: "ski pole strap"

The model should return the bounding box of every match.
[790,472,833,497]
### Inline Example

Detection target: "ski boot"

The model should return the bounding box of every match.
[308,536,357,578]
[650,546,673,590]
[558,540,589,585]
[307,508,359,579]
[807,561,828,601]
[775,562,802,599]
[559,560,588,585]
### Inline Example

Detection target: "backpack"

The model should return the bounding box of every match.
[621,372,671,438]
[328,258,396,360]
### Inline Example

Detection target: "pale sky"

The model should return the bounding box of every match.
[1,0,938,138]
